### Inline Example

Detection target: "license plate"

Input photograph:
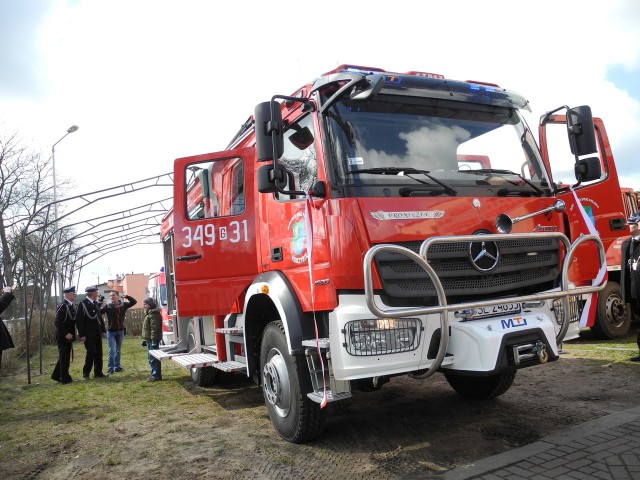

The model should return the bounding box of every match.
[473,303,522,319]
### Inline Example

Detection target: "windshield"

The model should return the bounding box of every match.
[324,96,550,197]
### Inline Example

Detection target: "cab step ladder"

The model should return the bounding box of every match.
[302,338,352,403]
[214,314,247,374]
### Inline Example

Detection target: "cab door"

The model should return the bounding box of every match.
[173,147,259,316]
[539,115,628,284]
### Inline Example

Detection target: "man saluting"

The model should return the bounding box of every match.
[51,286,77,384]
[76,286,108,379]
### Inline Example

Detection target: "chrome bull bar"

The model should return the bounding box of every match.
[363,232,606,379]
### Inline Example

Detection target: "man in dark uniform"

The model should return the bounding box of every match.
[76,286,108,378]
[0,285,16,371]
[621,213,640,362]
[51,286,77,384]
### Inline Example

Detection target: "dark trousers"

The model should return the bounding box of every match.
[83,335,104,377]
[52,341,73,382]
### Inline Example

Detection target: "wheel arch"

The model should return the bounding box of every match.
[243,271,318,379]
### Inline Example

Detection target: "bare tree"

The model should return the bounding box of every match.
[0,130,66,317]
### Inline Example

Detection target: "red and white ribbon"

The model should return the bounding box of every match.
[304,194,328,408]
[569,186,607,327]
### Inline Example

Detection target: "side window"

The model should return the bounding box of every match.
[184,157,244,220]
[276,114,317,201]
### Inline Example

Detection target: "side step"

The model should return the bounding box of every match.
[307,391,353,403]
[149,346,187,361]
[172,353,219,369]
[214,361,246,373]
[302,338,352,404]
[165,353,247,373]
[215,327,244,335]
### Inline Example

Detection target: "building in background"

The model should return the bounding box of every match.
[105,274,149,309]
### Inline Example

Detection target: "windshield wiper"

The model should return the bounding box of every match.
[346,167,456,195]
[458,168,544,196]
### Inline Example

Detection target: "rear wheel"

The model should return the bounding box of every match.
[187,322,217,387]
[260,320,325,443]
[444,368,516,399]
[592,281,631,339]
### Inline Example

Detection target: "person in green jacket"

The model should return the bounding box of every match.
[141,297,162,381]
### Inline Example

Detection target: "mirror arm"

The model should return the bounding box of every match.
[540,105,569,126]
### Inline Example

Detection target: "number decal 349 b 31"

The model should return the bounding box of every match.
[181,221,248,248]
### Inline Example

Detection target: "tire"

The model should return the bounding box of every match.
[444,368,516,399]
[260,320,325,443]
[592,281,631,339]
[187,322,217,387]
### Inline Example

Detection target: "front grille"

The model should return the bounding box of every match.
[374,238,559,307]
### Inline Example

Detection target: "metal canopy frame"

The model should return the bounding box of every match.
[20,172,174,383]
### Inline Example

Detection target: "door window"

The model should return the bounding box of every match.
[184,157,244,219]
[276,114,317,201]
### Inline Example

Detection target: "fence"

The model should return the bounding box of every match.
[0,308,146,376]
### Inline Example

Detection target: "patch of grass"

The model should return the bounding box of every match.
[0,337,191,467]
[563,329,639,363]
[274,454,295,465]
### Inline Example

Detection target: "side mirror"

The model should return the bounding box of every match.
[574,156,601,183]
[255,101,284,162]
[257,164,287,193]
[567,105,597,156]
[310,180,327,198]
[288,126,314,151]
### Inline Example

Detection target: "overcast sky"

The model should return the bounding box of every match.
[1,0,639,290]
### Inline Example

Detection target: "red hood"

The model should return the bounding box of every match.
[356,196,564,243]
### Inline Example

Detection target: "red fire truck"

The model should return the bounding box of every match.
[153,65,612,443]
[592,187,640,338]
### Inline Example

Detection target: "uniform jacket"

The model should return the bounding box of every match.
[54,299,77,343]
[141,308,163,343]
[0,291,15,316]
[76,297,106,342]
[0,291,16,351]
[621,236,640,307]
[101,295,137,331]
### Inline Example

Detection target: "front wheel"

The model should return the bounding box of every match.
[260,321,325,443]
[444,368,516,399]
[592,281,631,339]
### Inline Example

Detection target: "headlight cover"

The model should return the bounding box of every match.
[343,318,421,356]
[552,295,580,326]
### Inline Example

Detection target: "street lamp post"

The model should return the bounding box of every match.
[52,125,79,299]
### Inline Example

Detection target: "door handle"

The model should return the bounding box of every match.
[176,254,202,261]
[609,218,626,231]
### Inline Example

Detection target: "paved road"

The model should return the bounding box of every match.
[444,406,640,479]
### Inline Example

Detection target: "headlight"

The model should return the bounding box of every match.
[343,318,421,356]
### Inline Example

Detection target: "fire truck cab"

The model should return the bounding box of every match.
[154,66,610,442]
